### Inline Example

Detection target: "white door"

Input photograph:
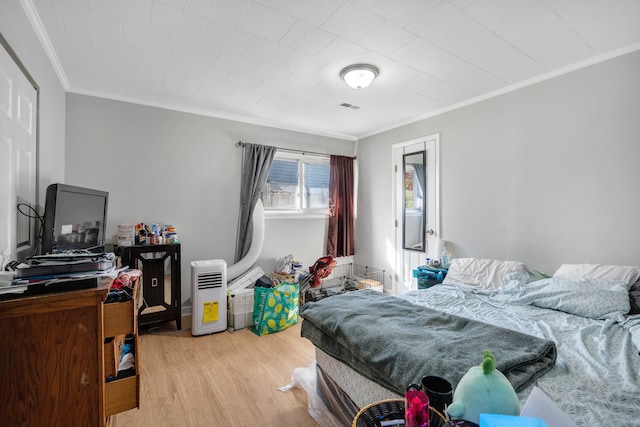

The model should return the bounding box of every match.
[393,134,440,295]
[0,38,38,268]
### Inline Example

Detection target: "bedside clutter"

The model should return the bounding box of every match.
[413,265,448,289]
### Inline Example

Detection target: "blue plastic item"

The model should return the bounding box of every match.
[413,265,448,289]
[479,414,548,427]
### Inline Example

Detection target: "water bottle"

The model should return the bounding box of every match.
[441,245,451,269]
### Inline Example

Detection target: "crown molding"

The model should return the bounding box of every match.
[360,41,640,140]
[21,0,69,90]
[68,87,358,142]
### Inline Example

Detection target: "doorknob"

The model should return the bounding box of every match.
[426,229,434,235]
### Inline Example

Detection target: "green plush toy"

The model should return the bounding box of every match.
[446,350,520,425]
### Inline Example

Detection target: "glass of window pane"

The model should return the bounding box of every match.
[304,162,330,209]
[263,159,299,209]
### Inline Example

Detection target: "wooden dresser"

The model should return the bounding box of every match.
[0,277,140,426]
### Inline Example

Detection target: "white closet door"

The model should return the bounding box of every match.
[0,39,38,267]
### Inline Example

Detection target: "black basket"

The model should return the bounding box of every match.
[352,398,446,427]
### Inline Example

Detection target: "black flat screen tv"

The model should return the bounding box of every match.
[41,183,109,254]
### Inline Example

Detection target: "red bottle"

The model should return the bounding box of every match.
[405,388,430,427]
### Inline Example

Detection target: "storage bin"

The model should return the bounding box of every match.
[413,265,448,289]
[227,289,255,331]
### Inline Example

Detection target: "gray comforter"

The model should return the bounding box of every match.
[300,290,556,396]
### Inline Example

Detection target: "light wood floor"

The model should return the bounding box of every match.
[113,318,319,427]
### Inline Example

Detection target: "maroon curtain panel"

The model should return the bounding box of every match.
[327,155,355,257]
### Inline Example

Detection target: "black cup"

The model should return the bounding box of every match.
[420,375,453,414]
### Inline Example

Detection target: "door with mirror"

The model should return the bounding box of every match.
[394,135,440,294]
[402,150,426,252]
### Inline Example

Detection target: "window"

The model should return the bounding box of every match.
[404,163,424,212]
[404,168,416,209]
[262,152,330,212]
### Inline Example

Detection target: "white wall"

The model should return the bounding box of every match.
[0,0,66,209]
[65,94,355,310]
[356,50,640,279]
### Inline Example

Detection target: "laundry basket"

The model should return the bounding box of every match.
[352,398,446,427]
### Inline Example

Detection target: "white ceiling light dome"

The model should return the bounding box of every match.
[340,64,379,90]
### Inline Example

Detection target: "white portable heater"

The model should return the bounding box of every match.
[191,259,227,336]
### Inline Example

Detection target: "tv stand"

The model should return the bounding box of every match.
[119,244,182,330]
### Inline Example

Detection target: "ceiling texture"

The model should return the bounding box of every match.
[25,0,640,140]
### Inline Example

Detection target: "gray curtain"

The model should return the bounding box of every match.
[235,142,277,263]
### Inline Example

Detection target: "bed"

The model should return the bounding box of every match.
[299,258,640,427]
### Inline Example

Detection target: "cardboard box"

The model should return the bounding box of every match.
[270,271,294,285]
[117,224,135,247]
[358,278,383,291]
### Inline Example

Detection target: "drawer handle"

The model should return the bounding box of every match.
[152,278,158,287]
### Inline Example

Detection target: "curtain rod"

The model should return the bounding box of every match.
[237,141,356,160]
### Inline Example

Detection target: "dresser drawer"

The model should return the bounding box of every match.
[103,279,140,338]
[103,277,140,418]
[105,375,139,416]
[104,299,136,337]
[104,335,125,378]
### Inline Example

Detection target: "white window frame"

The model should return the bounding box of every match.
[263,151,330,219]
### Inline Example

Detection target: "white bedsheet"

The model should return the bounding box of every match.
[400,284,640,427]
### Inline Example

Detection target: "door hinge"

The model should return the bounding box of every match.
[395,220,398,227]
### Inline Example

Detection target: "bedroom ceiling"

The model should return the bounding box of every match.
[26,0,640,140]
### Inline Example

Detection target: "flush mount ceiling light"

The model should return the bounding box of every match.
[340,64,379,90]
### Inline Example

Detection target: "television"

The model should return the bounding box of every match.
[41,183,109,254]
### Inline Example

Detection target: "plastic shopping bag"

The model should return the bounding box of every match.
[252,282,299,336]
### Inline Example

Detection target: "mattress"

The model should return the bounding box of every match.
[316,347,401,409]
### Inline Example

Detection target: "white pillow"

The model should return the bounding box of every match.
[442,258,533,291]
[552,264,640,290]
